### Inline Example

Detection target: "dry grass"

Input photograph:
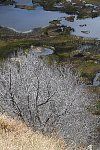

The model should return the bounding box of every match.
[0,114,67,150]
[0,114,87,150]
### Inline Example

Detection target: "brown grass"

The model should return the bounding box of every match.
[0,114,66,150]
[0,114,87,150]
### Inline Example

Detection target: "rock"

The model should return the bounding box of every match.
[81,30,90,34]
[65,15,75,22]
[79,24,87,27]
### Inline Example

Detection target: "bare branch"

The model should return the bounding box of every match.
[35,77,40,108]
[37,92,56,107]
[9,91,25,123]
[49,98,76,126]
[27,95,33,124]
[0,105,5,113]
[9,68,12,91]
[44,113,52,125]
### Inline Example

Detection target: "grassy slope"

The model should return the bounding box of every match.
[85,0,100,4]
[0,115,66,150]
[0,115,86,150]
[0,35,96,58]
[0,114,87,150]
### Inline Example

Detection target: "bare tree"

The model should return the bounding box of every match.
[0,53,99,148]
[0,54,78,131]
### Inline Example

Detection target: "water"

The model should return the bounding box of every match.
[0,2,100,38]
[15,0,33,5]
[32,48,53,56]
[0,5,67,32]
[10,46,53,58]
[93,72,100,86]
[62,16,100,39]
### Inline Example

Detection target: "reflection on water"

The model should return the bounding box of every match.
[0,3,100,38]
[15,0,33,5]
[64,16,100,39]
[0,5,67,32]
[32,48,53,56]
[30,46,53,56]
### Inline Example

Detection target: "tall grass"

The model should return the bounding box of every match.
[0,114,87,150]
[0,114,66,150]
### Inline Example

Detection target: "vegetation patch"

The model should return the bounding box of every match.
[32,0,100,19]
[88,101,100,115]
[0,0,15,5]
[15,4,36,10]
[0,25,99,85]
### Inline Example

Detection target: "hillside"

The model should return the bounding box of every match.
[0,115,66,150]
[0,114,88,150]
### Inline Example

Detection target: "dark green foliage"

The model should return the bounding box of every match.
[0,0,14,5]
